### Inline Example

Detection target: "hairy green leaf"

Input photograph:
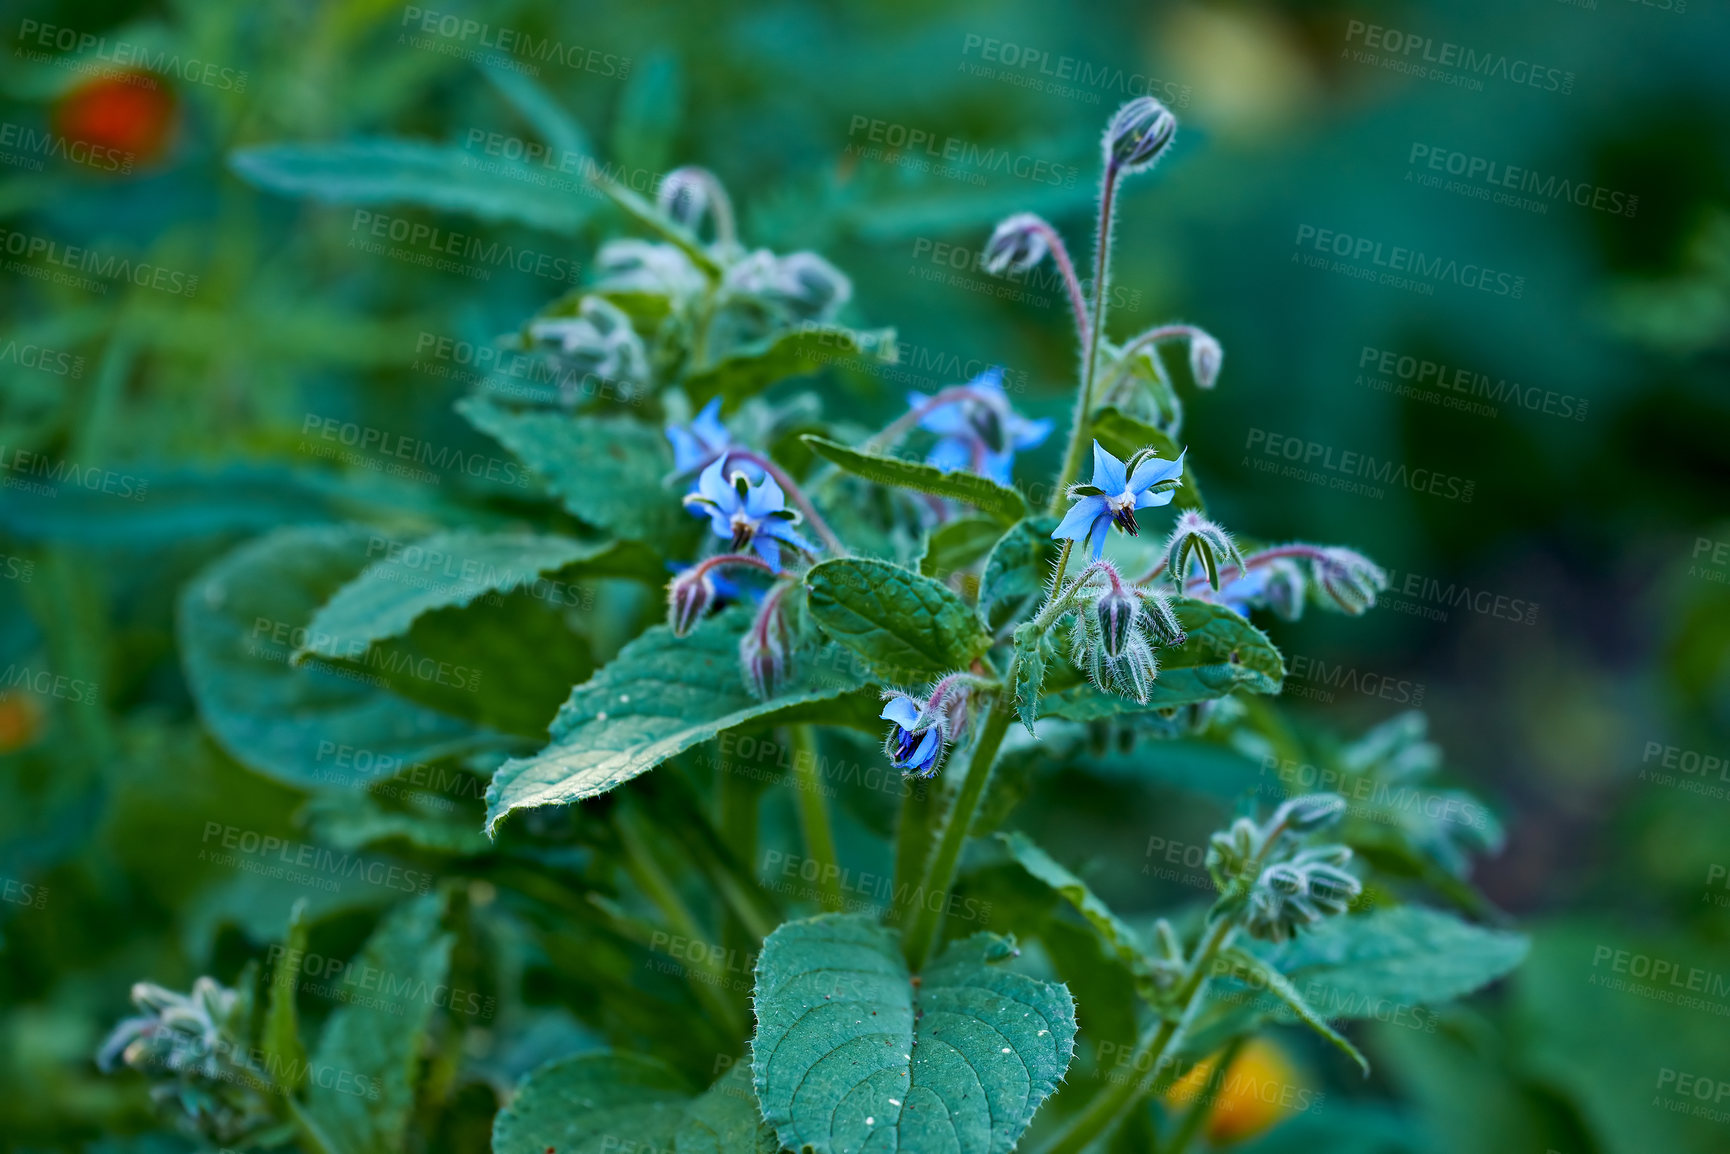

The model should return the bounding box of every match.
[918,515,1005,580]
[305,892,454,1154]
[687,328,896,409]
[751,913,1076,1154]
[997,831,1148,979]
[978,516,1058,632]
[480,65,590,160]
[230,140,592,232]
[1213,946,1370,1074]
[484,608,870,833]
[804,435,1028,525]
[295,530,603,661]
[494,1055,775,1154]
[177,525,495,790]
[804,557,992,682]
[1011,623,1047,737]
[457,398,687,545]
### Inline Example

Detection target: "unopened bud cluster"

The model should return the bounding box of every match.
[1205,793,1361,943]
[1069,561,1185,705]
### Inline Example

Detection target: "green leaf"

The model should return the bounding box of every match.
[751,913,1076,1154]
[978,516,1058,633]
[295,531,605,662]
[612,51,682,178]
[1090,407,1204,511]
[918,515,1005,580]
[229,140,592,233]
[1213,946,1370,1075]
[804,435,1027,526]
[300,793,491,857]
[1011,624,1047,737]
[804,558,992,682]
[305,892,454,1154]
[493,1055,777,1154]
[263,899,310,1093]
[1038,598,1285,720]
[457,398,687,545]
[479,64,589,160]
[1246,907,1528,1016]
[177,525,494,790]
[997,831,1149,980]
[687,328,897,410]
[484,609,870,834]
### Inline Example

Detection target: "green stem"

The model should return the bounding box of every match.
[892,779,938,928]
[1051,166,1121,511]
[789,725,843,912]
[1037,915,1237,1154]
[903,691,1015,971]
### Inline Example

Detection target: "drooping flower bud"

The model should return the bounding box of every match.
[740,585,796,698]
[1261,559,1306,621]
[1314,547,1387,615]
[528,295,649,390]
[770,251,853,322]
[983,212,1052,276]
[1272,792,1347,834]
[1095,583,1138,659]
[1104,96,1177,174]
[1163,511,1245,591]
[1188,329,1222,390]
[1138,586,1186,645]
[657,167,712,230]
[667,569,716,637]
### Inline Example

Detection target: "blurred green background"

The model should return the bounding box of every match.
[0,0,1727,1149]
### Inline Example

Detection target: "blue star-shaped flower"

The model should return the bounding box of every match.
[666,398,735,474]
[908,367,1052,485]
[881,693,943,777]
[683,457,814,567]
[1052,441,1185,559]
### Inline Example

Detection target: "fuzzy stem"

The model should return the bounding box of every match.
[903,691,1014,971]
[1135,542,1335,588]
[864,385,1009,454]
[1091,323,1207,401]
[1024,218,1089,344]
[788,725,843,912]
[1051,163,1122,511]
[704,448,847,555]
[689,552,778,581]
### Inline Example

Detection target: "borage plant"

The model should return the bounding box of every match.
[107,90,1526,1153]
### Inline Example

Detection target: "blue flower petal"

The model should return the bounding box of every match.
[1011,416,1054,451]
[1129,449,1185,493]
[695,457,736,509]
[926,436,973,474]
[881,696,920,727]
[690,398,727,444]
[912,727,941,771]
[1053,494,1108,542]
[1133,487,1177,511]
[1085,514,1112,559]
[764,520,816,555]
[1089,441,1127,493]
[968,365,1006,392]
[743,473,788,518]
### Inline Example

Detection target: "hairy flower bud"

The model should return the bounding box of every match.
[1188,329,1222,390]
[667,569,716,637]
[1163,511,1245,591]
[1104,96,1177,173]
[983,212,1052,276]
[1242,845,1361,943]
[528,295,648,390]
[1207,817,1262,891]
[1314,547,1387,615]
[1272,792,1347,834]
[657,167,712,230]
[740,586,796,698]
[1095,583,1138,659]
[770,251,852,322]
[1262,560,1306,621]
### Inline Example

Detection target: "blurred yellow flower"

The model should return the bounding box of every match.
[1164,1037,1310,1145]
